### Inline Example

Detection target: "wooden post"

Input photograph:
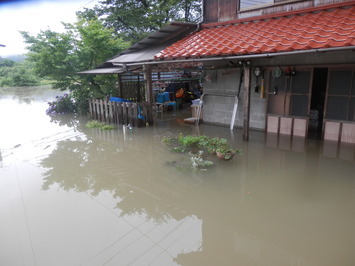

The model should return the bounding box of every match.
[133,103,138,127]
[137,74,141,102]
[100,99,105,122]
[104,99,109,124]
[143,64,154,123]
[88,99,93,118]
[108,101,113,124]
[117,74,123,98]
[143,65,153,103]
[243,67,251,141]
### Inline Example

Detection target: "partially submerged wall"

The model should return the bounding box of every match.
[202,68,267,130]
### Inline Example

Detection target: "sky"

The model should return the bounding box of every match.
[0,0,100,57]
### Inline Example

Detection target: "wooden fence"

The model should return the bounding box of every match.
[88,99,154,127]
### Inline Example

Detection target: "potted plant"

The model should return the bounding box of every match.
[215,144,240,160]
[200,137,228,154]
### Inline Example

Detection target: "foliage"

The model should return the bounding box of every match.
[86,120,105,128]
[46,93,77,115]
[0,58,15,67]
[215,144,241,160]
[78,0,202,43]
[178,134,208,150]
[199,137,227,154]
[86,120,116,130]
[20,18,130,113]
[0,59,41,87]
[162,134,241,168]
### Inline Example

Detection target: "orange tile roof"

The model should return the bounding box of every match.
[155,3,355,60]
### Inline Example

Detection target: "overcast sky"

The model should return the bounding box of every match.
[0,0,100,57]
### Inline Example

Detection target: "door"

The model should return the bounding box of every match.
[308,68,327,139]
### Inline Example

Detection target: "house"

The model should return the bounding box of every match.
[154,0,355,142]
[86,0,355,142]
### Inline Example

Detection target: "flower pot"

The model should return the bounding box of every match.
[216,151,235,160]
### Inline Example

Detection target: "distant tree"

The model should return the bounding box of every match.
[20,18,130,113]
[0,59,40,87]
[79,0,202,43]
[0,58,15,67]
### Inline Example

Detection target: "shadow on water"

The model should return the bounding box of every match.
[38,113,355,265]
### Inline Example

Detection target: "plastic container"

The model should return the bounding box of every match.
[109,97,131,102]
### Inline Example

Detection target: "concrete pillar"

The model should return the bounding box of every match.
[243,67,251,141]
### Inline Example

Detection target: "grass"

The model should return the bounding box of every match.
[86,120,116,130]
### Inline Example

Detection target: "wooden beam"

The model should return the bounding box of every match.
[243,67,251,141]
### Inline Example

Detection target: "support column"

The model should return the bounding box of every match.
[143,64,154,124]
[143,64,153,103]
[117,74,123,98]
[137,74,141,102]
[243,67,251,141]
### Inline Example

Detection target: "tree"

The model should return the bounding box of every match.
[79,0,202,43]
[0,58,15,67]
[21,18,130,113]
[0,59,40,87]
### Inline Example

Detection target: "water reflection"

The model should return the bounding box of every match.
[37,115,355,266]
[0,85,56,103]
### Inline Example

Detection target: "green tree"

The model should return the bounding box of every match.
[0,58,15,67]
[79,0,202,43]
[20,18,130,113]
[0,59,40,87]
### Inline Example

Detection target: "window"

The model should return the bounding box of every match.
[268,70,310,117]
[240,0,293,10]
[325,69,355,121]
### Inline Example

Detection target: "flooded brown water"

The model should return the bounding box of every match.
[1,87,354,266]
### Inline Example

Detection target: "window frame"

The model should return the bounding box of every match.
[325,69,355,122]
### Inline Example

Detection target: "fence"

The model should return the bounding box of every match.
[88,99,154,127]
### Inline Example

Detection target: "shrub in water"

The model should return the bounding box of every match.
[46,93,77,115]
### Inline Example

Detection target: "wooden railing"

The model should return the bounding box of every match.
[88,99,154,127]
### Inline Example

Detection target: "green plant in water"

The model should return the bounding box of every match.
[215,144,241,160]
[86,120,116,130]
[178,134,208,152]
[200,137,228,154]
[86,120,104,128]
[101,125,116,130]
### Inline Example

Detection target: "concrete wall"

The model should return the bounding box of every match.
[202,68,267,130]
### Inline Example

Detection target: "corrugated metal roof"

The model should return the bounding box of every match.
[77,67,125,74]
[108,22,197,64]
[79,22,197,74]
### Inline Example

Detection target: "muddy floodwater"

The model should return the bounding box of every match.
[0,87,354,266]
